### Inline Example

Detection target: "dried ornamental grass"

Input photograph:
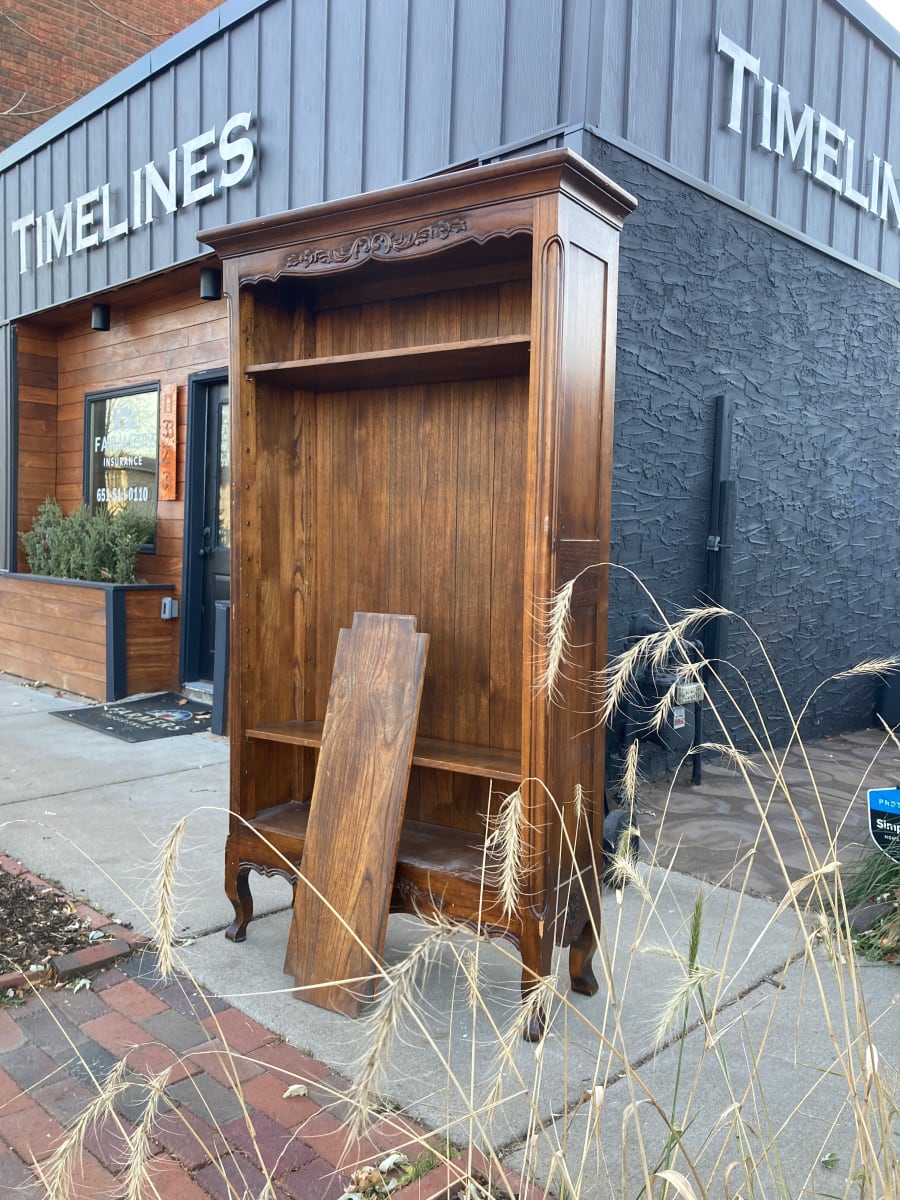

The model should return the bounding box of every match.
[13,576,900,1200]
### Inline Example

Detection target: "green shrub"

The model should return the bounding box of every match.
[20,498,155,584]
[841,846,900,962]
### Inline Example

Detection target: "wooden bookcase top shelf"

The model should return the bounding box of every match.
[245,334,530,391]
[247,720,522,782]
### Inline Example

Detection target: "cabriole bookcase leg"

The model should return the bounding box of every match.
[520,916,555,1042]
[568,918,600,996]
[225,859,254,942]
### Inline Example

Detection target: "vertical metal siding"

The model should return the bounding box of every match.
[863,44,891,268]
[557,0,592,130]
[172,53,204,264]
[103,104,131,289]
[1,0,897,325]
[741,0,783,217]
[325,0,367,200]
[13,157,38,319]
[289,0,328,209]
[776,0,815,236]
[836,19,870,261]
[363,0,410,191]
[595,0,629,144]
[450,0,505,161]
[124,88,150,284]
[404,0,455,180]
[883,58,900,280]
[31,141,54,313]
[502,0,565,145]
[625,0,671,159]
[708,0,754,204]
[586,0,899,284]
[806,2,842,247]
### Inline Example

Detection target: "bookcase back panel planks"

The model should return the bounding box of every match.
[201,151,636,1035]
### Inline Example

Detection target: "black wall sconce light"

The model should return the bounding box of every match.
[91,303,111,332]
[200,267,222,301]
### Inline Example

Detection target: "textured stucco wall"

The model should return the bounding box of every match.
[585,136,900,748]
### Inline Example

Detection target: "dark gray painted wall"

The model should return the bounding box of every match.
[585,134,899,746]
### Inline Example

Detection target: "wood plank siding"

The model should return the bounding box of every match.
[16,326,59,567]
[123,586,180,696]
[0,575,178,701]
[10,266,228,696]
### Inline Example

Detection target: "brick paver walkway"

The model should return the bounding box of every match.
[0,867,530,1200]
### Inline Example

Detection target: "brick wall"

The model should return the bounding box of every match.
[0,0,223,151]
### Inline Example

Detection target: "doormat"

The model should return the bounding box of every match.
[51,692,212,743]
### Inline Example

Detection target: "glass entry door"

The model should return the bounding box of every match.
[197,381,230,680]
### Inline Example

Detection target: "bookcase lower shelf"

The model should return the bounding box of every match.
[226,800,506,933]
[226,726,522,945]
[223,785,602,1034]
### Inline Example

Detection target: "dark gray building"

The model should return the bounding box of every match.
[0,0,897,747]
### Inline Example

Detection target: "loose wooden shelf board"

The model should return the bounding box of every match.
[283,613,429,1017]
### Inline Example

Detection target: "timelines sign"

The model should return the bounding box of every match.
[9,112,255,276]
[718,32,899,236]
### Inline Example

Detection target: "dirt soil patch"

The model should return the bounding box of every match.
[0,868,99,982]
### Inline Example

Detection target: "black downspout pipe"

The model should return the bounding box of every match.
[697,392,737,783]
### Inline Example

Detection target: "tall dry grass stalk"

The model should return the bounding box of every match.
[484,786,525,921]
[524,572,899,1200]
[538,578,576,702]
[122,1069,171,1200]
[149,814,187,978]
[25,576,899,1200]
[347,921,457,1137]
[34,1059,133,1198]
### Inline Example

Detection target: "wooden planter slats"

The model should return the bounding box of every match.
[0,574,178,701]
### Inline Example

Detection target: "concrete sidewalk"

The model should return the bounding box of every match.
[0,670,897,1199]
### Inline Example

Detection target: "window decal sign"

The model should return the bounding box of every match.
[85,384,159,542]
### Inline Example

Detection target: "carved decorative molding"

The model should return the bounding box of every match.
[285,217,469,270]
[239,861,299,886]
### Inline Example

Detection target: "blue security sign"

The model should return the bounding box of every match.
[867,788,900,862]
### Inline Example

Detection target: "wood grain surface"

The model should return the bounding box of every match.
[283,612,428,1016]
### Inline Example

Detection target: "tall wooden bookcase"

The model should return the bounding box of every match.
[201,151,635,1029]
